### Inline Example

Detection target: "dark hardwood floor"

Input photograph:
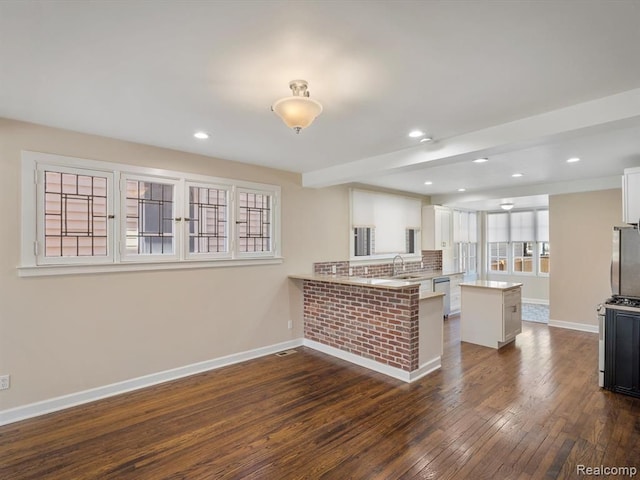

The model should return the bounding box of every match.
[1,316,639,479]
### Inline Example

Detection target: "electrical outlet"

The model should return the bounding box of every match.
[331,265,337,274]
[287,320,293,329]
[364,266,369,275]
[348,267,353,276]
[0,375,10,390]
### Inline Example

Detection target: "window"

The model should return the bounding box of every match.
[21,151,281,275]
[539,242,550,274]
[354,227,373,256]
[486,209,549,276]
[350,189,421,258]
[453,210,478,273]
[406,228,418,254]
[537,210,550,274]
[513,241,534,273]
[489,242,509,271]
[38,165,114,265]
[187,184,229,258]
[122,176,178,260]
[236,189,274,255]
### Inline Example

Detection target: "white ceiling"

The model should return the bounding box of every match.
[2,1,640,210]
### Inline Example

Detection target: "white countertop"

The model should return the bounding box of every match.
[419,291,445,300]
[289,274,419,290]
[460,280,523,291]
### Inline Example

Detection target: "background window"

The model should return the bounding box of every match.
[44,170,109,258]
[489,242,508,271]
[125,179,175,255]
[513,241,534,273]
[237,190,272,253]
[188,186,228,255]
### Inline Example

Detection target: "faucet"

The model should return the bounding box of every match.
[392,254,404,276]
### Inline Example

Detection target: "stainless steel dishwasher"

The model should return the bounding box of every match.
[433,276,450,318]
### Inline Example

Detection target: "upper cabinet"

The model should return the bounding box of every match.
[623,167,640,225]
[422,205,452,249]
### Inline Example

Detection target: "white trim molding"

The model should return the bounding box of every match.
[0,339,303,426]
[303,338,441,383]
[548,319,598,334]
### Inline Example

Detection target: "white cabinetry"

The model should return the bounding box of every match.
[623,167,640,224]
[449,273,464,314]
[422,206,453,271]
[460,282,522,349]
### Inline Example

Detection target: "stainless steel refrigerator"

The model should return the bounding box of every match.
[611,226,640,299]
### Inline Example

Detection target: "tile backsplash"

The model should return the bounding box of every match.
[313,250,442,278]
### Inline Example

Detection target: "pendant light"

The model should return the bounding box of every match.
[272,80,323,134]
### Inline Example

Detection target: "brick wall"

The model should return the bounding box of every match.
[303,280,420,371]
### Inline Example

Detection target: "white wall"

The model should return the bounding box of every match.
[0,118,349,411]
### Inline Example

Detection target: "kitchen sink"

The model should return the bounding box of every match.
[391,273,430,280]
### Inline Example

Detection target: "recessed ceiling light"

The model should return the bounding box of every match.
[409,130,425,138]
[473,158,489,163]
[420,137,433,143]
[424,181,433,185]
[194,131,210,140]
[458,188,466,192]
[567,157,581,163]
[512,173,523,178]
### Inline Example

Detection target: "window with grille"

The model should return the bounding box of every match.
[123,178,176,257]
[21,151,281,275]
[187,184,229,256]
[236,190,274,255]
[44,170,109,258]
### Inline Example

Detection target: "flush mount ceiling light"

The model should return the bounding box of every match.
[567,157,581,163]
[409,130,425,138]
[473,158,489,163]
[424,181,433,185]
[457,188,466,192]
[272,80,323,134]
[193,131,210,139]
[501,202,515,210]
[512,173,524,178]
[420,137,433,143]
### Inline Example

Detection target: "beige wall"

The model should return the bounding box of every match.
[486,273,549,301]
[0,118,349,410]
[549,189,624,327]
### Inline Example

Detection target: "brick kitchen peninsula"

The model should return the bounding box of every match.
[289,274,444,382]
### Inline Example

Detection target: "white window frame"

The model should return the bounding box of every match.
[120,173,182,263]
[485,209,549,277]
[511,241,535,276]
[20,151,282,276]
[184,181,232,261]
[488,241,509,273]
[35,163,116,266]
[235,187,279,258]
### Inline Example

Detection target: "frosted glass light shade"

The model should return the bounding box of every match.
[272,96,323,132]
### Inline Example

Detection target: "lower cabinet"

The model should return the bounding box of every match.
[605,308,640,398]
[460,285,522,349]
[449,274,463,314]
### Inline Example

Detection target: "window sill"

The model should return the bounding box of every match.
[17,257,284,277]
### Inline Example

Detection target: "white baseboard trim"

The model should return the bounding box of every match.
[522,298,549,305]
[303,339,441,383]
[0,339,304,426]
[548,319,598,333]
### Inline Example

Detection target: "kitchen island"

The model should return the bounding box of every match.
[460,280,523,349]
[289,274,444,382]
